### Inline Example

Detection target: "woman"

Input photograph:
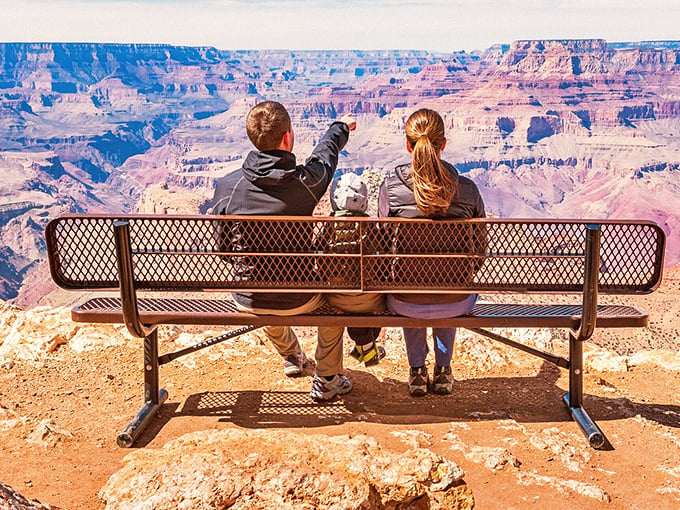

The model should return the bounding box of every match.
[378,108,486,396]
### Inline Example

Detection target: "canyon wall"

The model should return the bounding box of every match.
[1,40,680,305]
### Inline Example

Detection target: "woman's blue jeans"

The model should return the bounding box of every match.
[386,294,478,368]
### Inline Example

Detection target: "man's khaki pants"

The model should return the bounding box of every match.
[235,294,325,357]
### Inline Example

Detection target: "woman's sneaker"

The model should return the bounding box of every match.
[432,365,454,394]
[408,366,429,397]
[309,374,352,401]
[283,351,307,377]
[349,342,386,366]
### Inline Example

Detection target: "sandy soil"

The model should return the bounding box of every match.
[1,318,680,509]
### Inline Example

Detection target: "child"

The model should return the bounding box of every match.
[326,172,386,366]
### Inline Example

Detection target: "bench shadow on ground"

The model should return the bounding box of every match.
[137,361,680,446]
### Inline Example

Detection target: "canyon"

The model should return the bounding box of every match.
[1,40,680,305]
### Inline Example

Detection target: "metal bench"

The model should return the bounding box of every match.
[45,214,665,448]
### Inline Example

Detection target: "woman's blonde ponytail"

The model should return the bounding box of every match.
[405,109,457,216]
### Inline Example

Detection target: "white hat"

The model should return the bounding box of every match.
[331,173,368,212]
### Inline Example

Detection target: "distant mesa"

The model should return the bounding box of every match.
[495,38,680,80]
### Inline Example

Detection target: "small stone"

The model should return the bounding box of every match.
[517,471,610,502]
[26,419,74,448]
[466,446,521,471]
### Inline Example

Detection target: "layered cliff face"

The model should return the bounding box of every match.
[0,44,451,302]
[2,40,680,304]
[496,38,680,78]
[411,40,680,266]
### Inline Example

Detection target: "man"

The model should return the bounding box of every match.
[213,100,365,401]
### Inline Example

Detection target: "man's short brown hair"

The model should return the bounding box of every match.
[246,101,292,151]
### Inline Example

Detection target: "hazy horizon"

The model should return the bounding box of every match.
[1,0,679,53]
[1,38,679,53]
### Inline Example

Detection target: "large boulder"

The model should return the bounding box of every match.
[99,429,474,509]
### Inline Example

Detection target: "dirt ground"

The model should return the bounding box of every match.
[1,319,680,509]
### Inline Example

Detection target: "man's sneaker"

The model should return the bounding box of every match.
[349,342,386,366]
[408,366,429,397]
[309,374,353,401]
[283,351,307,377]
[432,365,454,395]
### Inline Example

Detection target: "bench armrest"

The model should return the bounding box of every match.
[572,224,600,341]
[114,220,157,338]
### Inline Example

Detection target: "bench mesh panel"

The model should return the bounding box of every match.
[46,215,664,294]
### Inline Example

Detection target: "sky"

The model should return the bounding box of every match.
[0,0,679,52]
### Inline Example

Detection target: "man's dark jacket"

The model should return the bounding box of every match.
[212,121,349,309]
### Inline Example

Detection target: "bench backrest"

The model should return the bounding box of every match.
[46,215,665,295]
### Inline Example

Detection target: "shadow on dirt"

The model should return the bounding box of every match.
[135,361,679,447]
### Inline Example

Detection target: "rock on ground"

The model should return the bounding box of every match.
[99,429,473,510]
[0,481,59,509]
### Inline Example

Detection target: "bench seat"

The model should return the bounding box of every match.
[74,297,647,329]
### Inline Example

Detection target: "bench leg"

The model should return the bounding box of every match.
[563,332,606,449]
[117,329,168,448]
